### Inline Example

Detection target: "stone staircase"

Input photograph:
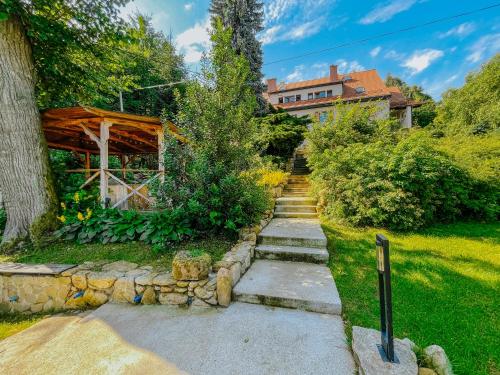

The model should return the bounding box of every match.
[233,155,342,315]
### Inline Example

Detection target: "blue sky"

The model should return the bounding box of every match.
[122,0,500,98]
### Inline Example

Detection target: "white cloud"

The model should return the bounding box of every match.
[184,2,194,11]
[286,65,306,81]
[259,25,283,45]
[261,0,335,45]
[336,59,365,73]
[282,62,330,82]
[370,46,382,57]
[264,0,297,25]
[401,49,444,75]
[384,49,405,61]
[466,33,500,63]
[439,22,475,39]
[175,18,211,63]
[260,20,323,45]
[360,0,418,25]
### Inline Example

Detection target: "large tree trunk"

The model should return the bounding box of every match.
[0,17,57,246]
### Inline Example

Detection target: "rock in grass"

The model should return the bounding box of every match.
[172,251,211,281]
[418,368,438,375]
[352,326,418,375]
[423,345,453,375]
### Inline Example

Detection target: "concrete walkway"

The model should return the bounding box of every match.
[0,303,355,375]
[234,173,343,315]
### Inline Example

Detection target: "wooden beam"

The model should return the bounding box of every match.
[99,121,112,207]
[157,127,165,182]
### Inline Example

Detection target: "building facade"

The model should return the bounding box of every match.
[265,65,415,127]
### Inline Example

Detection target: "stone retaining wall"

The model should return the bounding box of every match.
[0,185,281,314]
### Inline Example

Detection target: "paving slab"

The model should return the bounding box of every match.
[0,302,355,375]
[258,218,327,248]
[233,260,342,315]
[256,244,329,263]
[0,262,76,275]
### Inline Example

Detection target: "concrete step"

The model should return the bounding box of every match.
[282,193,310,198]
[276,197,316,206]
[286,183,309,188]
[233,260,341,315]
[275,205,317,213]
[256,245,329,264]
[258,218,326,248]
[274,212,319,219]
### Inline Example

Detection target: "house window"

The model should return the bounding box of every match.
[296,94,301,101]
[308,93,313,100]
[326,90,333,97]
[355,86,365,94]
[315,91,326,99]
[278,97,283,103]
[319,112,328,123]
[284,95,296,103]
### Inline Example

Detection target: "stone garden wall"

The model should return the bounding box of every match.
[0,187,281,314]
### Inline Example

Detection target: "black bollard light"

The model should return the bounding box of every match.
[376,234,396,362]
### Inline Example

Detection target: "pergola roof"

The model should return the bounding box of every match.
[42,106,186,155]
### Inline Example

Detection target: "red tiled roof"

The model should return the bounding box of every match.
[274,70,394,110]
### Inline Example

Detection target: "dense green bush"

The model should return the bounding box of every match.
[55,208,192,248]
[156,21,271,235]
[252,108,310,167]
[434,54,500,135]
[307,102,499,230]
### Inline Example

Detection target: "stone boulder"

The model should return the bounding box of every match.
[111,276,136,303]
[172,251,211,281]
[87,271,120,289]
[141,287,156,305]
[102,260,138,273]
[423,345,453,375]
[352,326,418,375]
[158,292,188,305]
[83,289,108,307]
[216,268,232,307]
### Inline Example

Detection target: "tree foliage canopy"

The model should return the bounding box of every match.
[434,53,500,135]
[210,0,265,114]
[0,0,133,108]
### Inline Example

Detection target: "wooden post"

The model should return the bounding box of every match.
[99,122,112,207]
[157,127,165,182]
[85,152,91,179]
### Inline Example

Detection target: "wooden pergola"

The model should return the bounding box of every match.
[42,106,187,208]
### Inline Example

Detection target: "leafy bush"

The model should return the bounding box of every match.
[156,21,272,235]
[306,102,499,230]
[55,208,192,246]
[434,54,500,135]
[252,108,310,167]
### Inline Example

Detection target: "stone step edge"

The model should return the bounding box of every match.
[255,245,328,263]
[233,291,341,315]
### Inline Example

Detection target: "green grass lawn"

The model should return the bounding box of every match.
[322,220,500,375]
[0,237,233,271]
[0,312,44,341]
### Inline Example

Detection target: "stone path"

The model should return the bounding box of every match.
[0,303,355,375]
[234,171,343,316]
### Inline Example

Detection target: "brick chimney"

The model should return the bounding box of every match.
[329,65,338,81]
[266,78,277,93]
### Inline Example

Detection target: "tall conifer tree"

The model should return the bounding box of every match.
[210,0,266,114]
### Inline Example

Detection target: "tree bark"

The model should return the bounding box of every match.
[0,16,57,246]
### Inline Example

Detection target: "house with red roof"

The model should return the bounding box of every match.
[265,65,417,127]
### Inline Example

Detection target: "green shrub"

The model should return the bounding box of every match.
[306,102,499,230]
[252,109,310,167]
[55,208,192,246]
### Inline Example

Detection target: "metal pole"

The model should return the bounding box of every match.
[376,234,395,362]
[119,90,124,112]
